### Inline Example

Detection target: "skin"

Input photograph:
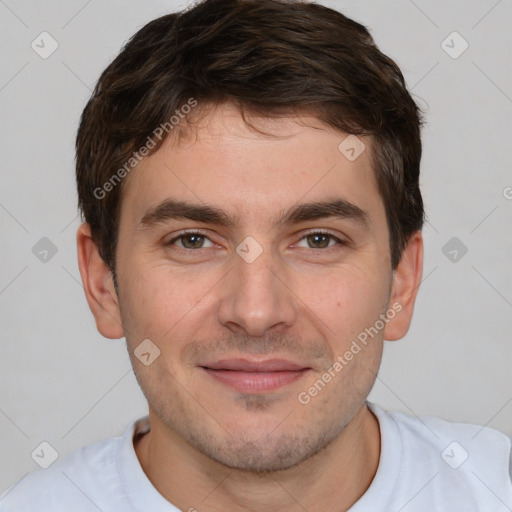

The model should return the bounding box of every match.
[77,102,423,511]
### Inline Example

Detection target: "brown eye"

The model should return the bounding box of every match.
[180,234,206,249]
[307,233,331,249]
[298,231,344,250]
[166,231,213,249]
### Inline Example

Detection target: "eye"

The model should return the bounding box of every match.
[296,231,345,250]
[166,230,214,250]
[164,229,346,252]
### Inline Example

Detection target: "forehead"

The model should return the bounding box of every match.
[119,104,383,229]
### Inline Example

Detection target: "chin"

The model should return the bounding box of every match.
[186,424,338,474]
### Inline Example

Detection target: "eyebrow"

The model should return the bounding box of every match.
[137,197,370,230]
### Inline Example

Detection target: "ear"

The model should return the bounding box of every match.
[384,231,423,341]
[76,222,124,339]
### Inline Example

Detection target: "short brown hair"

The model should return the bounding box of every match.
[76,0,424,279]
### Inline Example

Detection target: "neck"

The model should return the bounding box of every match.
[134,404,381,512]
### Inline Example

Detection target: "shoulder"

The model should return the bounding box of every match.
[0,433,124,512]
[386,405,512,466]
[370,403,512,509]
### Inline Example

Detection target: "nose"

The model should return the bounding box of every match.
[217,241,297,337]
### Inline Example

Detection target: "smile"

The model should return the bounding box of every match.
[200,358,311,393]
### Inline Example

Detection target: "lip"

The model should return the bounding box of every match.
[200,358,311,393]
[203,358,309,372]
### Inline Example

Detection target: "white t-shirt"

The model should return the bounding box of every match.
[1,402,511,511]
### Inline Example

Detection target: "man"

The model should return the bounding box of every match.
[2,0,511,510]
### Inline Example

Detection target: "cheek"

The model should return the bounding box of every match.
[118,260,216,346]
[302,266,390,344]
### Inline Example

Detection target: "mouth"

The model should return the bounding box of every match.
[199,358,312,393]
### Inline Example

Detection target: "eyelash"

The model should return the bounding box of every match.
[165,229,346,252]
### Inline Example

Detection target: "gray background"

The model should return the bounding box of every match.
[0,0,511,492]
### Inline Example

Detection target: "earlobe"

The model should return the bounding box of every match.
[76,222,124,339]
[383,231,423,341]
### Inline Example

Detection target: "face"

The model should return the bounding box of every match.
[107,103,402,472]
